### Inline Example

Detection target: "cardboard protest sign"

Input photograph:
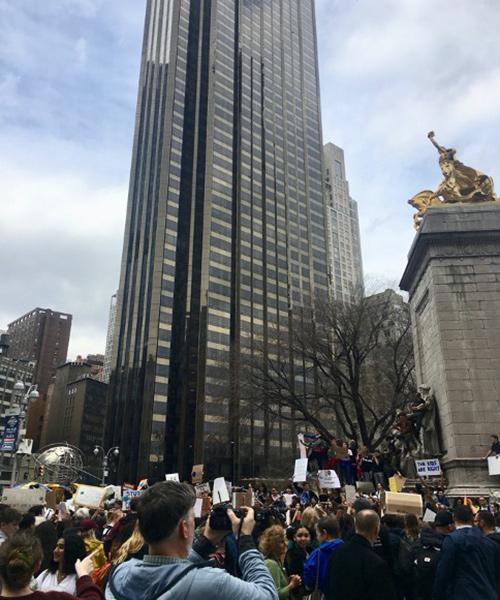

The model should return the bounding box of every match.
[388,474,406,493]
[213,477,230,504]
[195,482,211,497]
[165,473,180,482]
[74,484,106,509]
[488,456,500,476]
[318,469,341,489]
[122,489,143,511]
[293,458,308,482]
[232,492,247,508]
[191,464,204,484]
[383,491,423,517]
[415,459,442,477]
[345,485,357,504]
[1,488,46,513]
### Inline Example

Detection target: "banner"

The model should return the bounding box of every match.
[415,458,441,477]
[0,414,20,452]
[318,469,341,489]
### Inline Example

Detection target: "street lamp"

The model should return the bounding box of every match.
[93,445,120,485]
[10,381,39,485]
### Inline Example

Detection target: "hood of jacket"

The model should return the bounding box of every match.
[320,538,344,555]
[452,526,487,549]
[419,527,445,548]
[107,558,197,600]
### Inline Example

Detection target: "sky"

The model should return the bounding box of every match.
[1,0,499,359]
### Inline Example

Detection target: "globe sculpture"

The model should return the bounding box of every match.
[37,444,84,484]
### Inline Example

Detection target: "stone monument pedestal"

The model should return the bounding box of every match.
[400,203,500,496]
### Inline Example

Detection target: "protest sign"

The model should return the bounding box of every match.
[388,474,406,493]
[17,439,33,455]
[383,491,423,517]
[191,464,204,484]
[283,493,295,507]
[297,434,307,459]
[122,489,143,511]
[345,485,357,504]
[415,458,441,477]
[318,469,341,489]
[194,498,203,518]
[195,482,211,497]
[137,478,149,490]
[1,488,45,513]
[213,477,230,504]
[123,482,135,490]
[232,492,247,508]
[74,484,106,509]
[488,456,500,476]
[293,458,308,482]
[423,508,437,522]
[165,473,180,482]
[105,485,122,500]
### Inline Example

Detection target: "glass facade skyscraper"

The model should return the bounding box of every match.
[106,0,329,482]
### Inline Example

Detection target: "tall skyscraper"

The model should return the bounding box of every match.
[323,143,363,303]
[7,308,72,448]
[106,0,329,482]
[103,293,117,384]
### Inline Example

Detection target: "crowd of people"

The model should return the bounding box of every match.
[0,480,499,599]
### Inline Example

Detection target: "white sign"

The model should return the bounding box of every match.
[213,477,230,504]
[122,489,143,511]
[1,488,45,513]
[318,469,341,489]
[74,484,106,509]
[293,458,309,482]
[105,485,122,500]
[415,458,442,477]
[298,434,308,459]
[194,498,203,518]
[283,493,295,507]
[488,456,500,476]
[165,473,180,482]
[423,508,437,523]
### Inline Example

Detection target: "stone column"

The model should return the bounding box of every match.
[400,203,500,495]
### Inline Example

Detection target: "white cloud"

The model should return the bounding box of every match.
[75,37,88,68]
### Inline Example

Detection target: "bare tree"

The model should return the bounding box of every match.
[243,289,415,450]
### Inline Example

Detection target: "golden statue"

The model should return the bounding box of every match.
[408,132,496,228]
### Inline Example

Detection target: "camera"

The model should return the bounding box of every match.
[209,503,242,530]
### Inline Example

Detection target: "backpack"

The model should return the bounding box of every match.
[413,542,441,596]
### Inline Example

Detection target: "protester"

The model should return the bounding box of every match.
[284,525,310,599]
[35,521,59,575]
[261,524,301,599]
[411,510,454,600]
[404,513,421,543]
[483,434,500,459]
[105,481,279,599]
[325,510,397,600]
[377,514,414,600]
[0,532,103,600]
[293,482,318,507]
[36,532,88,594]
[477,510,500,544]
[432,505,500,600]
[19,513,36,531]
[303,515,343,596]
[80,519,106,569]
[0,507,21,546]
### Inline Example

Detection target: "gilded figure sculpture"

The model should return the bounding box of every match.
[408,131,497,228]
